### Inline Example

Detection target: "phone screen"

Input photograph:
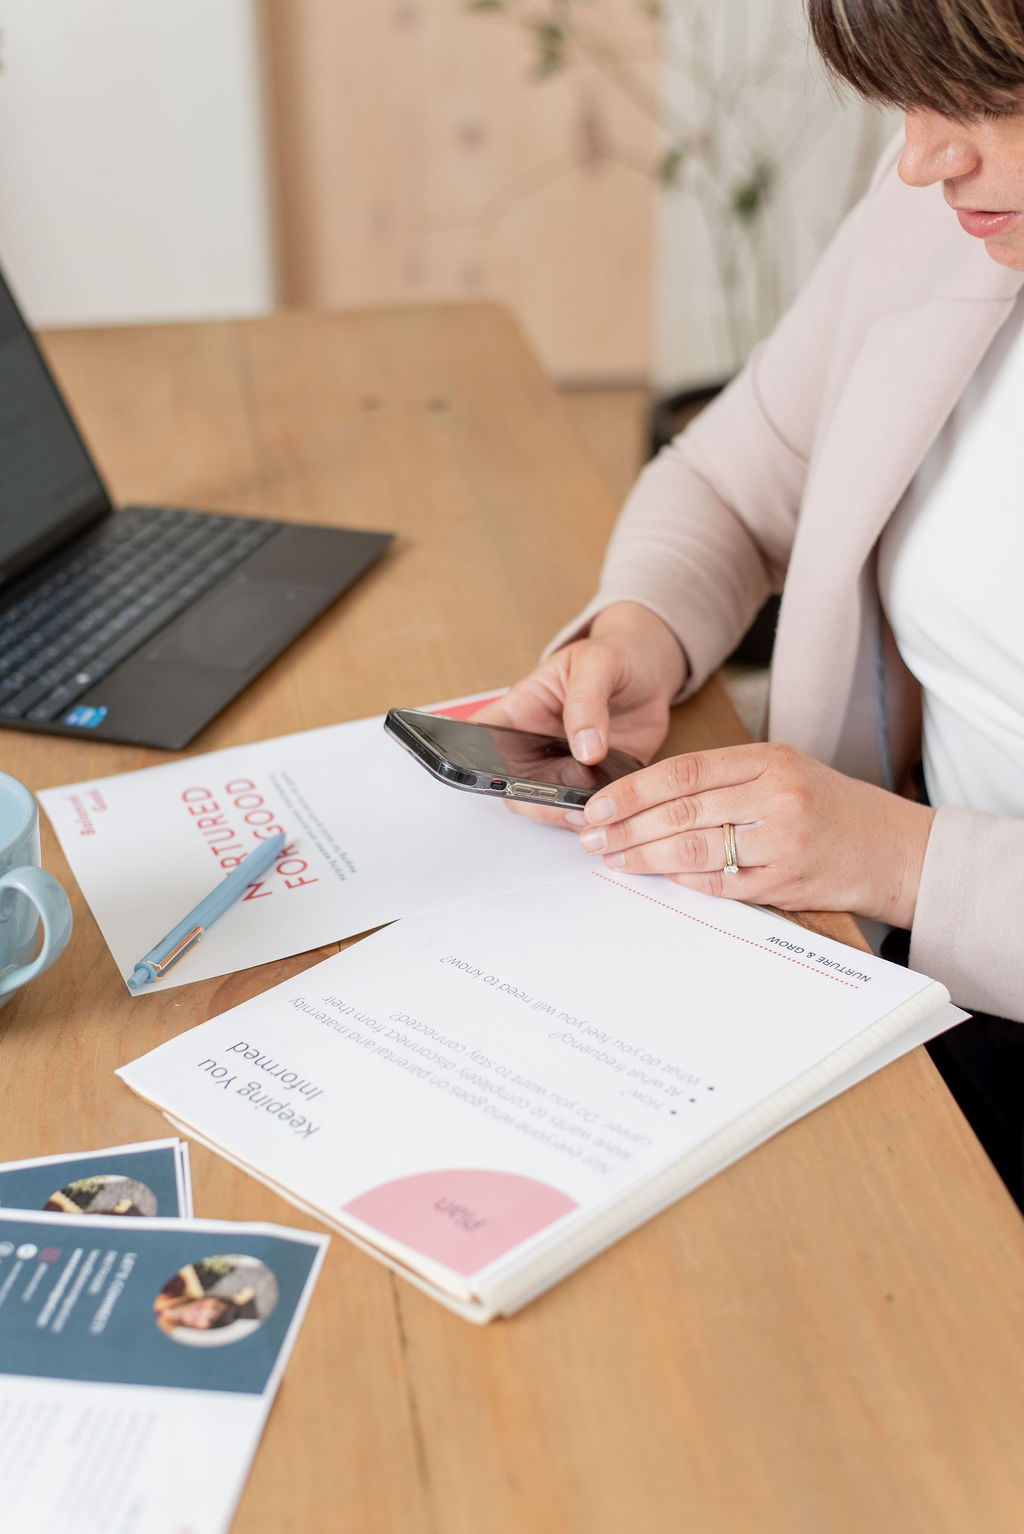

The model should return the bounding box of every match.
[389,709,641,798]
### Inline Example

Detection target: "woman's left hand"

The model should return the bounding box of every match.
[568,742,935,928]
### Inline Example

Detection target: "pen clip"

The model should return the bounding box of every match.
[150,926,205,976]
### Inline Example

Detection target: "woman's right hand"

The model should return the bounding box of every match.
[471,601,687,821]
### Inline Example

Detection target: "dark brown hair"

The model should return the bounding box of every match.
[807,0,1024,118]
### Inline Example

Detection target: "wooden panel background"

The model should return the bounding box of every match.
[260,0,656,382]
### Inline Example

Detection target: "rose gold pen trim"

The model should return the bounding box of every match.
[150,926,205,974]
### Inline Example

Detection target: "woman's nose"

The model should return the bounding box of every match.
[898,109,982,187]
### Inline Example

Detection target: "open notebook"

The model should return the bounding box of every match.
[118,870,959,1322]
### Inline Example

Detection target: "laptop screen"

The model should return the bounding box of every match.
[0,269,110,589]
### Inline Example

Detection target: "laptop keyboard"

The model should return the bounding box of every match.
[0,507,278,724]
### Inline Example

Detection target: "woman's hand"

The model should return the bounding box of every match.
[474,601,686,765]
[570,741,936,927]
[472,602,686,823]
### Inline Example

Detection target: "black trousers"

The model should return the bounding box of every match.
[882,926,1024,1212]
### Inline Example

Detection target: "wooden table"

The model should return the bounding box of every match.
[4,304,1024,1534]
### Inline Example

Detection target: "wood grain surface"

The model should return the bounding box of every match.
[259,0,656,381]
[3,305,1024,1534]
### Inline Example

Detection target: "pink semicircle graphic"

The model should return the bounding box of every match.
[343,1169,577,1276]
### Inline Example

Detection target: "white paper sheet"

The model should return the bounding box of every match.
[39,700,589,993]
[118,872,952,1317]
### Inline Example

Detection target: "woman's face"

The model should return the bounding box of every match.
[899,106,1024,269]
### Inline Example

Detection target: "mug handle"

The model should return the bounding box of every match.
[0,866,74,997]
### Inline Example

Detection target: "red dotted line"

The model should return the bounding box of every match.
[592,872,861,988]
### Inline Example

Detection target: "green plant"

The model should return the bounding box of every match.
[468,0,886,373]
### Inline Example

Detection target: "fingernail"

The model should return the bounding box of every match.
[587,798,616,823]
[564,810,587,828]
[604,852,625,869]
[573,729,603,763]
[579,828,607,853]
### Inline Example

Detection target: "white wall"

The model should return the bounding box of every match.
[0,0,274,327]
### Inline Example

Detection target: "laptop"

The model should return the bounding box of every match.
[0,266,393,749]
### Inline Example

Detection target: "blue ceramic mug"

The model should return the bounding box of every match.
[0,771,73,1007]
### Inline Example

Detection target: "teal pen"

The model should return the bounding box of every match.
[127,832,288,991]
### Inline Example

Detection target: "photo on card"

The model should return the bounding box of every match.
[44,1174,158,1217]
[154,1254,279,1347]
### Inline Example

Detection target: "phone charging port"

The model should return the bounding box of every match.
[489,778,508,791]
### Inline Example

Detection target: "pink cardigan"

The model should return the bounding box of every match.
[551,140,1024,1020]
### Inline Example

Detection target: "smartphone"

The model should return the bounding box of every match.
[384,707,642,809]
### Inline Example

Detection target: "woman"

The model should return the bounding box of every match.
[155,1291,239,1336]
[153,1258,264,1337]
[477,0,1024,1200]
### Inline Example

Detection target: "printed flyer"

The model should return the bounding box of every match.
[118,871,957,1320]
[0,1140,193,1220]
[39,699,588,993]
[0,1211,327,1534]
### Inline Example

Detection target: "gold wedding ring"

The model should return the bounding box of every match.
[722,823,739,876]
